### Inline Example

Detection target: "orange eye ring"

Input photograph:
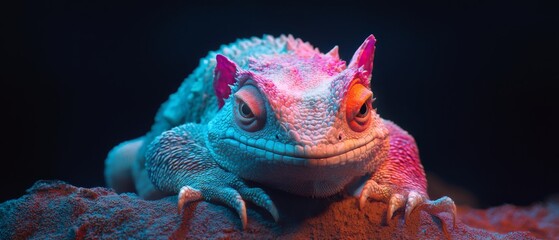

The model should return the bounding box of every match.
[345,83,373,132]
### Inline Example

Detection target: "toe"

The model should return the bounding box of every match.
[387,193,406,222]
[177,186,203,214]
[404,191,425,222]
[239,187,279,222]
[207,187,248,229]
[422,196,457,228]
[359,180,391,210]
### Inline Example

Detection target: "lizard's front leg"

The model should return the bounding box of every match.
[358,121,456,231]
[145,123,278,229]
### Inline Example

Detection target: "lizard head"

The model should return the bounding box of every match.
[207,35,390,197]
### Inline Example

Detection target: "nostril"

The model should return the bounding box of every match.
[338,133,343,141]
[276,134,280,140]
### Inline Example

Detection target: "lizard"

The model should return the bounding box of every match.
[104,34,456,230]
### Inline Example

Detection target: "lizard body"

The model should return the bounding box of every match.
[105,34,456,230]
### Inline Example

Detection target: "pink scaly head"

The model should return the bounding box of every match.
[207,34,391,197]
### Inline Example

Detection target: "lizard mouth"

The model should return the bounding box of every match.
[221,128,383,166]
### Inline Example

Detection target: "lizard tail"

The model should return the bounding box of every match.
[104,137,144,193]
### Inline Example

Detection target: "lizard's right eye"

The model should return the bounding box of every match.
[345,83,373,132]
[233,84,267,132]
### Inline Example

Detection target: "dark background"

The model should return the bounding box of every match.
[2,1,558,207]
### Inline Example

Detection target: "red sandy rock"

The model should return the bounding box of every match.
[458,199,559,239]
[1,180,555,239]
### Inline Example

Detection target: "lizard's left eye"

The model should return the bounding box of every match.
[233,84,267,132]
[345,83,373,132]
[356,102,369,118]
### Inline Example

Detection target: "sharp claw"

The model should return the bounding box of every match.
[211,188,248,230]
[387,193,405,222]
[177,186,203,214]
[404,191,424,222]
[235,195,248,230]
[264,199,280,222]
[440,196,457,228]
[359,183,372,210]
[239,187,279,223]
[452,199,457,228]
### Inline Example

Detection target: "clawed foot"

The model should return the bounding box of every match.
[359,180,456,231]
[177,172,279,230]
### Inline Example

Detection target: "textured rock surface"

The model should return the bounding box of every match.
[458,199,559,239]
[1,180,556,239]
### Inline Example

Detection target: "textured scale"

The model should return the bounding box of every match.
[104,34,456,231]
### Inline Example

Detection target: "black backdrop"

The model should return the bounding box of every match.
[2,1,558,207]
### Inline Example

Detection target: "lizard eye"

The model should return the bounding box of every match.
[356,102,369,118]
[345,83,373,132]
[234,84,266,132]
[238,101,254,118]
